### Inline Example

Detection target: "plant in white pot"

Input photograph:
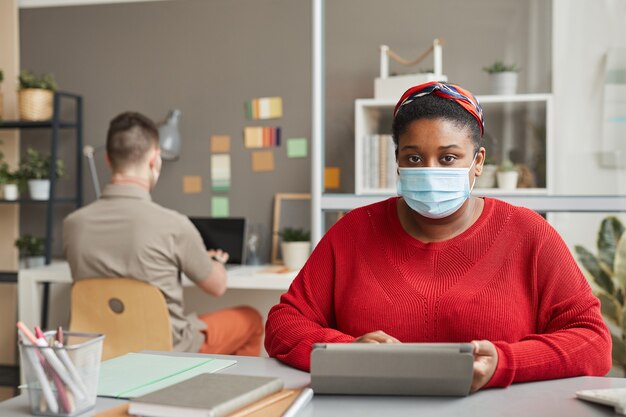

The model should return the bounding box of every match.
[474,155,497,189]
[18,70,58,121]
[483,61,519,95]
[0,152,20,201]
[496,159,519,190]
[15,234,46,269]
[18,147,64,201]
[280,227,311,271]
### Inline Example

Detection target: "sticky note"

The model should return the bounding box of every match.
[244,127,281,148]
[252,151,275,172]
[325,167,340,190]
[211,196,229,218]
[182,176,202,194]
[287,138,308,158]
[211,135,231,153]
[211,154,230,192]
[246,97,283,120]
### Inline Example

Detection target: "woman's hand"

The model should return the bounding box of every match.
[470,340,498,392]
[353,330,400,344]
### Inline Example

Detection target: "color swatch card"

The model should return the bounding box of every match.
[244,127,281,148]
[211,154,231,192]
[212,196,229,218]
[245,97,283,120]
[252,151,275,172]
[211,135,231,153]
[182,176,202,194]
[325,167,341,190]
[287,138,308,158]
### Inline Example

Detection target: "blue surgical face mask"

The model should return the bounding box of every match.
[397,155,477,219]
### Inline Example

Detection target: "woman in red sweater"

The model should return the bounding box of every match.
[265,82,611,391]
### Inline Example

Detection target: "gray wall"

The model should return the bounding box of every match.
[18,0,551,262]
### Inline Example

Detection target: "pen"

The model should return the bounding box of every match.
[53,327,89,398]
[34,327,73,413]
[282,387,313,417]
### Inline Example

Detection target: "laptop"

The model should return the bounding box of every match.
[189,217,247,269]
[310,343,474,396]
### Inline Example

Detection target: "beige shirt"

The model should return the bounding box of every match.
[63,184,213,353]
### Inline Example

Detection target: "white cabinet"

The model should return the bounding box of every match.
[354,94,554,197]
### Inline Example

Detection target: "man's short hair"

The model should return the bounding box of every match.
[106,112,159,171]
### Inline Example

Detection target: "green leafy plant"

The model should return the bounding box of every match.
[0,150,16,185]
[18,70,58,91]
[497,159,516,172]
[482,61,519,74]
[575,216,626,373]
[280,227,310,242]
[14,234,45,257]
[18,147,64,180]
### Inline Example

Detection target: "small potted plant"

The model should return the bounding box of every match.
[280,227,311,271]
[0,152,20,200]
[18,147,64,200]
[18,70,58,121]
[15,234,46,269]
[475,155,498,189]
[496,159,519,190]
[483,61,519,95]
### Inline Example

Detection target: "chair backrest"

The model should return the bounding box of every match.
[69,277,173,361]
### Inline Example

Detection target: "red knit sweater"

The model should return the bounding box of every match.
[265,197,611,388]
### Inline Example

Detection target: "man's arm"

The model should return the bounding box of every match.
[194,249,229,297]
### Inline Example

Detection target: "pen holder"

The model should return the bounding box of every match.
[19,331,104,416]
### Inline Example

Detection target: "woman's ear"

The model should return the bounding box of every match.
[474,147,486,176]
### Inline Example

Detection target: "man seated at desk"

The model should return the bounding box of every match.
[63,111,263,356]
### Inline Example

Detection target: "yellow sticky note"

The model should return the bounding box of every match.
[325,167,340,190]
[252,151,275,172]
[245,127,262,148]
[182,176,202,194]
[211,135,231,153]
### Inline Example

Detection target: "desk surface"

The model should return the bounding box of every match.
[1,351,625,417]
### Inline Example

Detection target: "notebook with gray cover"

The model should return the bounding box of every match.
[310,343,474,396]
[128,373,284,417]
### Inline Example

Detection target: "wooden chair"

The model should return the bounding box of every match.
[69,278,173,361]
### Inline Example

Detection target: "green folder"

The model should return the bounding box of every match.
[97,353,236,399]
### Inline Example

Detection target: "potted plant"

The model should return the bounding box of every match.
[18,70,58,121]
[483,61,519,95]
[0,151,20,200]
[475,155,498,188]
[575,217,626,375]
[15,234,46,269]
[18,147,64,200]
[280,227,311,271]
[496,159,518,190]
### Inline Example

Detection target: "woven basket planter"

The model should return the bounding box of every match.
[19,88,53,121]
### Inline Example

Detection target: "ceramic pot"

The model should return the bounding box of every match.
[281,241,311,271]
[28,179,50,200]
[489,72,518,95]
[497,171,519,190]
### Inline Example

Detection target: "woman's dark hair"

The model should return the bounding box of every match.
[392,95,482,153]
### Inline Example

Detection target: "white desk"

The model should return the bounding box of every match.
[1,351,626,416]
[17,261,297,330]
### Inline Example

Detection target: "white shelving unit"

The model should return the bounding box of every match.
[354,94,554,196]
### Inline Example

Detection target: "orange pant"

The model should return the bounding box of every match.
[198,306,263,356]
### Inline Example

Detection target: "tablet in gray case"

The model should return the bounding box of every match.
[310,343,474,396]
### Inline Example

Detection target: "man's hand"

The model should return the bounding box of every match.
[353,330,400,344]
[470,340,498,392]
[208,249,229,265]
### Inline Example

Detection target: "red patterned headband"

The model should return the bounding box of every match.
[393,81,484,136]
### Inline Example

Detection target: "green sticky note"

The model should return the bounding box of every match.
[287,138,308,158]
[212,196,229,217]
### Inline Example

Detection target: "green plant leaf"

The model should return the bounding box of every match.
[575,245,615,294]
[611,333,626,366]
[598,216,625,273]
[598,291,621,324]
[615,233,626,293]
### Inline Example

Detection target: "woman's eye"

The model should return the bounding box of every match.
[408,155,421,163]
[442,155,457,163]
